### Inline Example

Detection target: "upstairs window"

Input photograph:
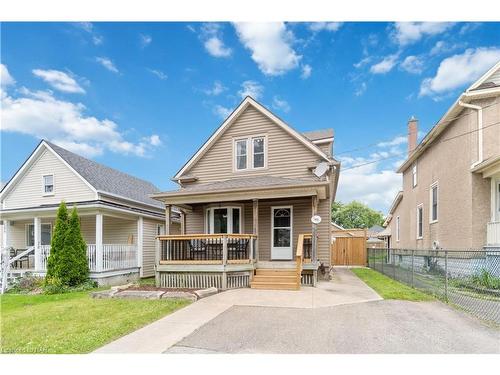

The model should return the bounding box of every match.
[430,182,438,223]
[396,216,400,242]
[43,175,54,195]
[252,137,265,168]
[412,163,417,188]
[235,139,248,170]
[417,204,423,239]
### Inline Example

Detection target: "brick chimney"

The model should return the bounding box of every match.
[408,116,418,155]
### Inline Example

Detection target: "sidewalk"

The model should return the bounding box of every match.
[94,268,381,353]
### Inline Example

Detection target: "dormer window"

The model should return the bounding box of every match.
[43,174,54,195]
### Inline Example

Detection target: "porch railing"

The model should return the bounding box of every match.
[157,234,256,264]
[303,234,312,260]
[487,221,500,246]
[11,244,138,273]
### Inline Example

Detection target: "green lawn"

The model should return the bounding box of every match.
[352,268,434,301]
[0,290,191,354]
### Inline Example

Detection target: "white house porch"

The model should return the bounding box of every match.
[1,204,152,285]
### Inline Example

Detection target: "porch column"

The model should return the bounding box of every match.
[96,214,103,272]
[311,196,318,263]
[180,210,186,235]
[253,199,259,262]
[165,205,171,235]
[2,220,10,249]
[137,216,144,276]
[34,217,41,271]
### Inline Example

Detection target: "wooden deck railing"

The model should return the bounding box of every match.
[157,234,257,265]
[296,234,305,282]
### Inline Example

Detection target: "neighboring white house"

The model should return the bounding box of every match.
[0,140,178,285]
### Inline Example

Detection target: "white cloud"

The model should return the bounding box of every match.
[400,55,424,74]
[272,96,290,113]
[1,87,159,158]
[1,64,15,87]
[148,134,162,146]
[370,54,399,74]
[75,22,103,45]
[95,57,119,74]
[354,56,372,69]
[213,104,232,119]
[238,80,264,100]
[204,81,226,96]
[429,40,463,56]
[420,47,500,97]
[233,22,301,76]
[377,135,407,148]
[148,68,167,80]
[32,69,85,94]
[354,82,367,97]
[308,22,342,32]
[301,64,312,79]
[204,37,232,58]
[392,22,455,46]
[140,34,152,47]
[200,23,232,58]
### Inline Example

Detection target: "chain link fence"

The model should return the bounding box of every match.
[367,248,500,325]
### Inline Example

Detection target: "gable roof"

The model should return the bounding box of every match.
[302,129,334,143]
[397,60,500,173]
[1,140,164,210]
[173,96,333,180]
[383,190,403,226]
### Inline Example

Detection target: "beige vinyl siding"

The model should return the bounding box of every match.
[80,215,96,243]
[3,149,95,210]
[184,106,323,184]
[102,216,137,244]
[143,218,160,277]
[316,142,333,157]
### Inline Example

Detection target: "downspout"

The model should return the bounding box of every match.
[458,100,483,167]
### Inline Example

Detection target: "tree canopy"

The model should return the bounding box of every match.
[331,201,385,229]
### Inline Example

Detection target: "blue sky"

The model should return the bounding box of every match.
[1,22,500,212]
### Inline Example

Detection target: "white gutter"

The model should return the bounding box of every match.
[458,100,483,167]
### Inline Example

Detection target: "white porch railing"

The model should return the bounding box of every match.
[39,244,138,272]
[487,221,500,246]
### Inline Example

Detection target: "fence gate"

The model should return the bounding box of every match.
[331,236,367,266]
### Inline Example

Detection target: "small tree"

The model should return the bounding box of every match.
[331,201,384,229]
[46,202,69,280]
[59,207,89,286]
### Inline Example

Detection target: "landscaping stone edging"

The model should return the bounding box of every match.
[91,286,218,301]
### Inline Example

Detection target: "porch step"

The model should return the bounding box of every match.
[251,269,300,290]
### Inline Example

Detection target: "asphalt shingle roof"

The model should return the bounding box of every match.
[46,141,164,209]
[302,128,334,141]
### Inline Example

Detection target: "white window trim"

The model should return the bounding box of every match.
[42,174,55,196]
[429,181,439,224]
[396,216,400,242]
[412,162,417,188]
[416,204,424,240]
[26,223,52,247]
[232,134,268,172]
[204,205,244,234]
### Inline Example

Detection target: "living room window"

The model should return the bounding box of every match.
[205,206,242,234]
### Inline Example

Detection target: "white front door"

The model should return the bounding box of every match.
[271,206,293,260]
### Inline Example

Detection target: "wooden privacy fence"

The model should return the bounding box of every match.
[331,230,367,266]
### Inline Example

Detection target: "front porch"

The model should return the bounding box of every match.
[2,209,142,285]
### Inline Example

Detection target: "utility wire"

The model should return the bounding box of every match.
[334,100,499,157]
[341,119,500,171]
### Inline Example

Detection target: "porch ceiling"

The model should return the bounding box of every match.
[471,155,500,178]
[151,181,329,205]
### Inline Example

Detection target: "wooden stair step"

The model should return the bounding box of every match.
[256,269,296,276]
[252,275,297,283]
[250,281,299,291]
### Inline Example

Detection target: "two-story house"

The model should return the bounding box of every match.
[384,61,500,251]
[152,96,340,290]
[1,140,180,285]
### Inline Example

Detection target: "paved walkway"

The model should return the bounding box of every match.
[95,268,381,353]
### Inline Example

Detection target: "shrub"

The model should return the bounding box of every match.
[471,269,500,290]
[7,273,44,294]
[46,202,69,281]
[43,276,66,294]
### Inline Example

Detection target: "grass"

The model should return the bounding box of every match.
[0,290,191,354]
[352,268,434,301]
[137,276,156,286]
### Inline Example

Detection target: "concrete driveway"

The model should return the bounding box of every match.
[96,268,499,354]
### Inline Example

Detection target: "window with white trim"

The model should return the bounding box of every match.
[43,174,54,195]
[205,206,242,234]
[235,139,248,170]
[412,163,417,188]
[252,137,265,168]
[396,216,400,242]
[430,182,438,222]
[417,204,423,239]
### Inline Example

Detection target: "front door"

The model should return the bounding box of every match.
[271,206,293,260]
